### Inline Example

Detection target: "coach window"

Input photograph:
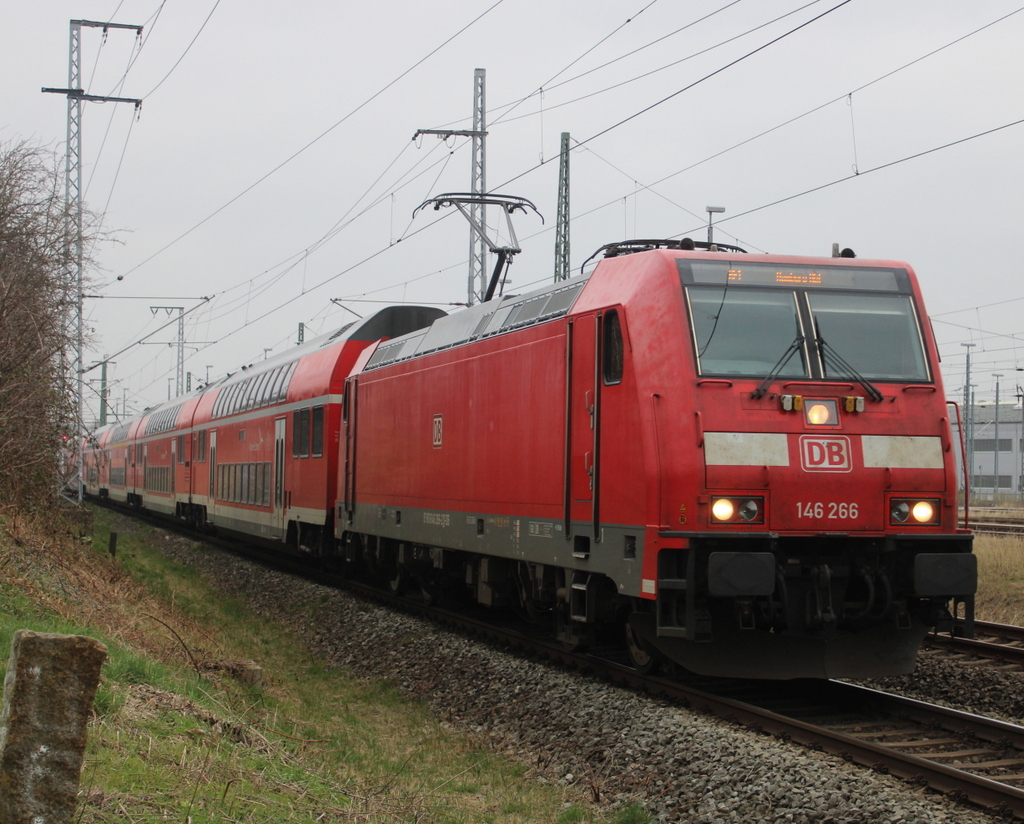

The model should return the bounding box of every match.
[223,383,237,416]
[245,377,259,411]
[231,381,245,414]
[293,408,311,458]
[267,367,284,404]
[258,370,275,406]
[177,435,185,464]
[311,405,324,457]
[603,310,624,385]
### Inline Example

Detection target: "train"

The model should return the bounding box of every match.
[83,237,976,680]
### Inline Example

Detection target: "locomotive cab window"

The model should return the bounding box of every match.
[603,310,624,385]
[808,293,929,382]
[688,288,808,377]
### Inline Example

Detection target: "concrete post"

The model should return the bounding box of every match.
[0,630,107,824]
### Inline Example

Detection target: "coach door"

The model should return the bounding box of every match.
[566,314,601,544]
[342,379,357,526]
[208,431,217,514]
[273,417,286,536]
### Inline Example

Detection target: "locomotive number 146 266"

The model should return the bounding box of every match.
[796,501,859,519]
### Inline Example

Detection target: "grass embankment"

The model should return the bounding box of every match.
[0,508,648,824]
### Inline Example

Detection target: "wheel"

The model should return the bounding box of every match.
[625,619,658,674]
[387,566,407,596]
[419,576,442,607]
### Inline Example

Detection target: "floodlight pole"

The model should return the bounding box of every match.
[994,373,1003,501]
[706,205,725,246]
[961,342,976,501]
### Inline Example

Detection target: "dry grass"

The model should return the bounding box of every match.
[1,507,645,824]
[973,533,1024,625]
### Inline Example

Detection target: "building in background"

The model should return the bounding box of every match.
[952,402,1024,502]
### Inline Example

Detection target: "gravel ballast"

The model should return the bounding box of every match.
[142,522,1011,824]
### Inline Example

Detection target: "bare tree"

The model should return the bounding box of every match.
[0,141,97,512]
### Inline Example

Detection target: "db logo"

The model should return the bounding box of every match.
[432,414,443,448]
[799,436,851,472]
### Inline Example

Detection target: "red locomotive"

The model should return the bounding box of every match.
[84,239,975,679]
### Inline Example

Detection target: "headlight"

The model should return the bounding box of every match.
[804,399,839,426]
[890,497,940,526]
[912,500,935,523]
[739,499,760,521]
[711,496,764,524]
[711,498,735,521]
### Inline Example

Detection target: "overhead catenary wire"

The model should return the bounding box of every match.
[489,0,827,129]
[461,2,1024,260]
[110,0,508,285]
[322,1,860,306]
[140,0,221,99]
[101,0,815,399]
[118,38,1024,404]
[95,3,1024,412]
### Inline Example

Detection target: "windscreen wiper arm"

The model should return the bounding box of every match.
[751,335,805,399]
[815,334,884,402]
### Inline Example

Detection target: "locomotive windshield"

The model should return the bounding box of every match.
[809,293,928,381]
[680,259,931,383]
[690,288,809,377]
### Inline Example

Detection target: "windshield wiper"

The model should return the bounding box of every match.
[815,333,884,402]
[751,335,805,399]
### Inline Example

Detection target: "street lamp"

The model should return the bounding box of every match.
[961,342,976,503]
[706,206,725,246]
[994,373,1003,501]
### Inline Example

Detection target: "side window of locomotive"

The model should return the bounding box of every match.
[807,292,929,382]
[603,310,624,385]
[687,287,808,377]
[311,406,324,457]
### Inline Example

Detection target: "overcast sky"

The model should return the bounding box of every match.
[4,0,1023,422]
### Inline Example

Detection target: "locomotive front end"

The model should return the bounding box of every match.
[640,252,975,679]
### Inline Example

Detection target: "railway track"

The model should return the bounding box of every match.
[963,507,1024,535]
[926,620,1024,668]
[431,602,1024,820]
[102,501,1024,820]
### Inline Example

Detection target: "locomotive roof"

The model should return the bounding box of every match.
[363,273,589,371]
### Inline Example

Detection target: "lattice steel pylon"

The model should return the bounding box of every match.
[43,18,142,500]
[468,69,487,305]
[554,132,571,282]
[150,306,185,397]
